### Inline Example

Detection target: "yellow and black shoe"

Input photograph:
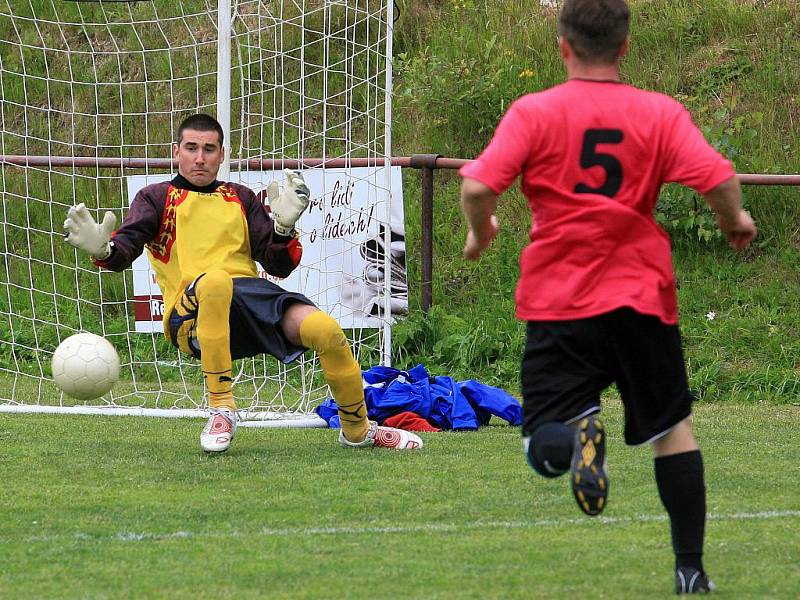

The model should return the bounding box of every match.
[570,415,608,516]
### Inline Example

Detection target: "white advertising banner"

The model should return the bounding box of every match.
[128,167,406,332]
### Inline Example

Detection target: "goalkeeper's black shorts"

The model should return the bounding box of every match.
[520,307,693,446]
[168,276,315,363]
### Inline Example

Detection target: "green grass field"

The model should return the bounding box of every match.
[1,401,798,598]
[2,1,800,597]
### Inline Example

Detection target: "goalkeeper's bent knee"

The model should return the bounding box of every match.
[525,422,574,478]
[194,270,234,347]
[195,270,233,308]
[298,310,354,369]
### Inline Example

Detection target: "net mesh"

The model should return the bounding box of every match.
[0,0,400,424]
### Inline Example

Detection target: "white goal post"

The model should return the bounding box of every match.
[0,0,403,427]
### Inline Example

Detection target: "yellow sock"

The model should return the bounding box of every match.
[299,310,368,442]
[195,270,236,412]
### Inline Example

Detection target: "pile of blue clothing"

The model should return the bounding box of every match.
[315,364,522,431]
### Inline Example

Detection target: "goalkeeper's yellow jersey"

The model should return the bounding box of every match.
[95,174,302,331]
[146,184,259,319]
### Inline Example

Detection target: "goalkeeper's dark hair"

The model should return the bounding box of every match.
[177,113,224,146]
[558,0,630,65]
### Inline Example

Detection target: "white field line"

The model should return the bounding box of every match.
[4,510,799,545]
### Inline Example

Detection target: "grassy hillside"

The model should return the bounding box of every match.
[391,0,800,403]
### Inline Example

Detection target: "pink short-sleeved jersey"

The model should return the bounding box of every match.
[460,79,735,325]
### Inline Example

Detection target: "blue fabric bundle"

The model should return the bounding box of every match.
[315,364,522,431]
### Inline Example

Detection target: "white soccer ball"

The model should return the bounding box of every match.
[52,332,120,400]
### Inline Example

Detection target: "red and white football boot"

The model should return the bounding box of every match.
[200,408,237,453]
[338,420,423,450]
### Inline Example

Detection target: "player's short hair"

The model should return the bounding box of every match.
[176,113,224,146]
[558,0,630,65]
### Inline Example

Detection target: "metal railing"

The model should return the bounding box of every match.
[405,155,800,312]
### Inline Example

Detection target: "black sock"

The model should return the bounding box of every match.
[526,422,574,478]
[654,450,706,572]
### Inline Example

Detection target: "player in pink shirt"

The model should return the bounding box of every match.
[460,0,756,594]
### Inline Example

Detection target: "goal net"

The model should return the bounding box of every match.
[0,0,403,426]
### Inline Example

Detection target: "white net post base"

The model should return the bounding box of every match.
[0,404,327,428]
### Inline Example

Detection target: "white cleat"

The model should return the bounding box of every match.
[338,420,423,450]
[200,408,237,453]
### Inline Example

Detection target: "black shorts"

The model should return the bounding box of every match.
[168,276,316,363]
[520,307,693,446]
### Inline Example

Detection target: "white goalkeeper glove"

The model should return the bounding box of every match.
[63,203,117,260]
[267,169,311,236]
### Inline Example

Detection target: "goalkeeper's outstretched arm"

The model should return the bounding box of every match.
[63,190,162,271]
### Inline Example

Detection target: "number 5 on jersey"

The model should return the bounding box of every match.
[574,129,624,198]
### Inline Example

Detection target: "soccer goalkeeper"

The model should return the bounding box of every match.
[64,113,422,453]
[459,0,756,594]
